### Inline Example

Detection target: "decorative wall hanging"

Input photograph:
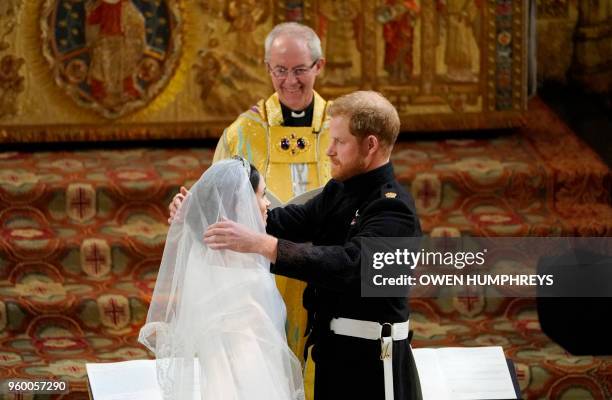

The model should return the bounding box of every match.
[1,0,533,143]
[40,0,183,119]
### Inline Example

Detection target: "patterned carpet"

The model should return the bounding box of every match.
[0,98,611,399]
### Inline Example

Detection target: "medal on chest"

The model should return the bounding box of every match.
[350,209,360,226]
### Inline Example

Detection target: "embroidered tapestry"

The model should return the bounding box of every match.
[0,0,529,142]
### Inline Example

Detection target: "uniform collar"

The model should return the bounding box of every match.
[342,163,395,194]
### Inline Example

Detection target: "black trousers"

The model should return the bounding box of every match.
[312,333,422,400]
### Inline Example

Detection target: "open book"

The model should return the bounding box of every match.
[413,346,517,400]
[86,346,517,400]
[266,187,323,209]
[86,360,200,400]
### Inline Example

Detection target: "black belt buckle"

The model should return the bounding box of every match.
[381,322,392,338]
[380,323,393,360]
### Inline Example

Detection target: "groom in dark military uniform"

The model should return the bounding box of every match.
[205,90,423,400]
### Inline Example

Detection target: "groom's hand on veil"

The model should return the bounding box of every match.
[168,186,189,224]
[204,218,278,262]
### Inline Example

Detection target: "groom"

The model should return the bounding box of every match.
[205,91,423,400]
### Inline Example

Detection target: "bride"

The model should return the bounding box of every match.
[139,157,304,400]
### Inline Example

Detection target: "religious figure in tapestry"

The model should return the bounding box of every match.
[193,47,268,116]
[86,0,146,106]
[0,0,24,119]
[192,3,270,116]
[0,0,23,23]
[377,0,420,83]
[317,0,363,85]
[436,0,483,83]
[41,0,183,119]
[224,0,270,64]
[0,54,24,119]
[537,0,570,18]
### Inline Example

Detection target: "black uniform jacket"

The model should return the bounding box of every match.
[267,162,422,400]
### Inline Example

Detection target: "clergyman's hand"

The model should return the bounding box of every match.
[168,186,189,224]
[204,219,278,262]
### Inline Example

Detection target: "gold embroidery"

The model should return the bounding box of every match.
[269,126,317,163]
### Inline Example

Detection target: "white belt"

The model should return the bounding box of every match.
[330,317,409,400]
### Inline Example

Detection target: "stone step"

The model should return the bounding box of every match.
[1,156,609,244]
[1,202,611,335]
[0,205,167,277]
[0,279,153,336]
[2,101,609,225]
[393,138,609,232]
[0,208,162,329]
[410,195,612,236]
[392,98,612,235]
[0,316,148,397]
[2,196,611,287]
[1,301,609,400]
[0,148,213,226]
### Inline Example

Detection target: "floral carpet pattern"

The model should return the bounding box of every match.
[0,99,610,399]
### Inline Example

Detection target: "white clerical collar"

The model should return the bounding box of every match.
[291,110,306,118]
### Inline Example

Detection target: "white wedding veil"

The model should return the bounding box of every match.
[139,158,304,400]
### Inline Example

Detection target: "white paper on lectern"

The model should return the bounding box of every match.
[411,348,453,399]
[86,360,200,400]
[88,346,515,400]
[413,346,517,400]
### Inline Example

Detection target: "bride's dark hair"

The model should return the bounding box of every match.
[231,155,261,193]
[247,164,261,192]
